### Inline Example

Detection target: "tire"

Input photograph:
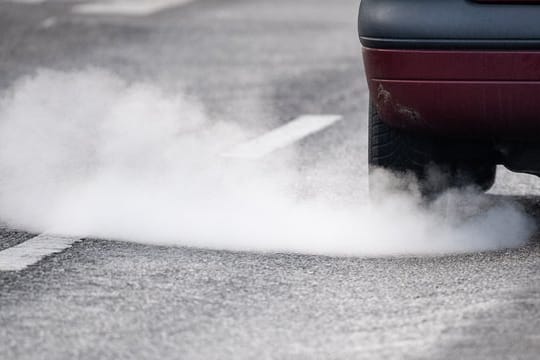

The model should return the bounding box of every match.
[368,101,496,195]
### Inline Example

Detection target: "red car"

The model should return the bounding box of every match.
[359,0,540,193]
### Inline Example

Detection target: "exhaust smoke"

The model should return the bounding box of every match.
[0,69,534,256]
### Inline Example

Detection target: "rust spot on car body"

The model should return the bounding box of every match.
[375,84,423,127]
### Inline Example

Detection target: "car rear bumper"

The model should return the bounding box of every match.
[360,0,540,140]
[359,0,540,50]
[363,48,540,140]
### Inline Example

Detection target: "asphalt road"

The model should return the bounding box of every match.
[1,1,540,359]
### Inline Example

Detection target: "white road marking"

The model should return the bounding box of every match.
[222,114,343,159]
[73,0,194,16]
[0,234,80,271]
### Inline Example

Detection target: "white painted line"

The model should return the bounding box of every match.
[0,234,80,271]
[222,114,343,159]
[73,0,194,16]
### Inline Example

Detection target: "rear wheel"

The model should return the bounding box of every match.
[368,102,496,196]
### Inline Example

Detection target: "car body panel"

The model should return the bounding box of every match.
[371,77,540,139]
[360,0,540,140]
[364,48,540,139]
[364,48,540,81]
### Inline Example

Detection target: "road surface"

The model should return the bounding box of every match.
[0,1,539,359]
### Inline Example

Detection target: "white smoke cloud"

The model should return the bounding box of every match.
[0,69,534,256]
